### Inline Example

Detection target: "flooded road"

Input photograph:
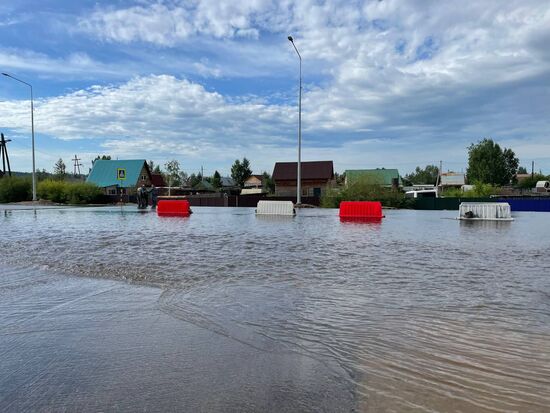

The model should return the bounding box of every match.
[1,206,549,412]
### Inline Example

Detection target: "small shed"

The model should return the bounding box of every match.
[535,181,550,193]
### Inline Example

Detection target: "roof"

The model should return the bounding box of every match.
[220,176,235,187]
[86,159,150,188]
[245,174,264,182]
[345,169,401,186]
[440,173,465,186]
[151,173,166,187]
[193,180,216,191]
[273,161,334,181]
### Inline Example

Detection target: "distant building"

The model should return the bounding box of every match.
[220,177,235,188]
[244,174,264,189]
[87,159,152,195]
[515,173,532,184]
[438,172,465,190]
[151,173,166,187]
[345,169,402,189]
[273,161,334,197]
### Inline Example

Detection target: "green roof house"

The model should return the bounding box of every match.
[87,159,152,195]
[345,169,402,188]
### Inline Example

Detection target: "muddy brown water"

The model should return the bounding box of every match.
[1,206,549,412]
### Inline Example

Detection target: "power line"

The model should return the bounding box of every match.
[72,154,82,176]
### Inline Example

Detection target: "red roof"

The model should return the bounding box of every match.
[273,161,334,181]
[151,173,166,187]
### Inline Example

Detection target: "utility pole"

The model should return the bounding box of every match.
[0,133,12,177]
[435,160,442,195]
[532,161,535,178]
[72,154,82,176]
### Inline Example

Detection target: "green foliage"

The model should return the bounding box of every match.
[516,174,548,189]
[37,180,103,204]
[53,158,66,180]
[442,182,497,198]
[164,159,181,186]
[320,176,413,209]
[93,155,111,163]
[0,176,32,203]
[231,158,252,188]
[404,165,439,185]
[262,171,275,194]
[211,170,222,189]
[517,166,528,174]
[189,173,202,187]
[466,139,518,185]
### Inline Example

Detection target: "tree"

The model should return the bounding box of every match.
[53,158,66,179]
[466,139,519,185]
[404,165,439,185]
[179,171,189,186]
[148,160,155,171]
[164,160,181,187]
[262,171,275,193]
[231,157,252,188]
[93,155,111,164]
[517,166,528,174]
[212,170,222,189]
[189,173,202,187]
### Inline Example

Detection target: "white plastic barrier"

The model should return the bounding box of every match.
[458,202,513,221]
[256,200,296,216]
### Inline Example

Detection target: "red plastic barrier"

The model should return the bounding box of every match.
[157,200,191,217]
[339,201,384,219]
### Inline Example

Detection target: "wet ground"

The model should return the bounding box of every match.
[1,206,549,412]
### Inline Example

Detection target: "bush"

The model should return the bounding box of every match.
[442,182,497,198]
[0,176,32,203]
[321,177,414,209]
[37,179,104,204]
[516,174,548,189]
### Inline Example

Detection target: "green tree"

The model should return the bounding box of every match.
[93,155,111,164]
[212,170,222,189]
[53,158,66,180]
[189,173,202,187]
[404,165,439,185]
[231,158,252,188]
[466,139,518,185]
[517,166,528,174]
[262,171,275,193]
[164,159,181,187]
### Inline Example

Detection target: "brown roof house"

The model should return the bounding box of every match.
[272,161,334,197]
[241,174,266,195]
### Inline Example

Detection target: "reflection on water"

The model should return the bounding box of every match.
[1,206,549,412]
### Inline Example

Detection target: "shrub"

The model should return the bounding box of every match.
[442,182,497,198]
[321,177,414,209]
[37,179,104,204]
[0,176,32,203]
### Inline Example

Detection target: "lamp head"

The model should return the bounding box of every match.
[287,36,293,42]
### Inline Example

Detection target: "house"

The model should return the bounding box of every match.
[151,173,166,187]
[244,174,264,188]
[87,159,152,195]
[438,172,465,190]
[272,161,334,197]
[345,169,402,189]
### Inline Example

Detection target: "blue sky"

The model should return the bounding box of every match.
[1,0,549,177]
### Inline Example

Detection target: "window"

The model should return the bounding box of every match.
[141,175,147,181]
[302,188,308,196]
[109,189,116,195]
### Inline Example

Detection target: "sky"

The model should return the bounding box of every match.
[0,0,549,177]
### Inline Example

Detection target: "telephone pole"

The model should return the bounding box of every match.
[72,154,82,176]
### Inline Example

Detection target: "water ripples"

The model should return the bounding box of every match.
[1,206,550,411]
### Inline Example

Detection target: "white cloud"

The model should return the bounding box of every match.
[3,1,550,174]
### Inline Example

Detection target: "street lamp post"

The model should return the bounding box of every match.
[288,35,302,205]
[2,73,37,201]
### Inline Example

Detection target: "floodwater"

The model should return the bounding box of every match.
[1,206,549,412]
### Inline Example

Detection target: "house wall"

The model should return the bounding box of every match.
[274,179,333,197]
[244,176,263,188]
[101,165,151,195]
